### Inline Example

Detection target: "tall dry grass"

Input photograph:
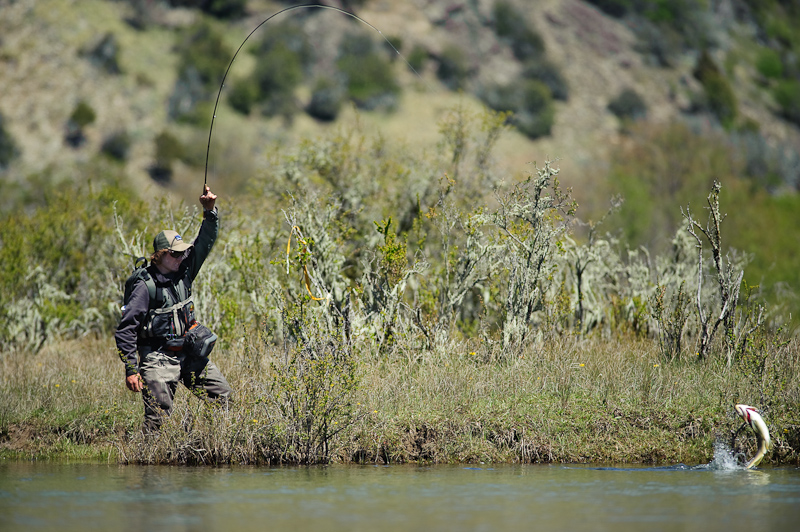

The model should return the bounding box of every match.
[2,330,798,466]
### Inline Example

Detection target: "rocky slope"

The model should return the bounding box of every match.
[1,0,798,207]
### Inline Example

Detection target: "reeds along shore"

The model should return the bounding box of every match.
[1,331,798,466]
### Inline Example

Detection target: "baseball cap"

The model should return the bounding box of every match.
[153,230,193,253]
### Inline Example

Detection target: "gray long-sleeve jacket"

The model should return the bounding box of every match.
[115,208,219,377]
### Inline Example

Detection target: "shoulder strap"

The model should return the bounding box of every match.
[142,272,157,304]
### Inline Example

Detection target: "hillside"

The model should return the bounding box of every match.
[1,0,799,225]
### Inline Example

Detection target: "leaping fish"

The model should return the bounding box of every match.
[734,404,771,469]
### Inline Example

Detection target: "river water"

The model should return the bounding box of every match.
[2,454,799,531]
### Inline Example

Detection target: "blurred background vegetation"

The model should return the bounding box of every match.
[1,0,799,342]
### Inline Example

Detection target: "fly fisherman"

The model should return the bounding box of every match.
[115,184,232,432]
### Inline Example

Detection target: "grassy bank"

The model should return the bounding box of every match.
[2,332,798,466]
[2,109,799,467]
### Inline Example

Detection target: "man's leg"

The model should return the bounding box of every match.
[139,350,181,432]
[181,355,232,404]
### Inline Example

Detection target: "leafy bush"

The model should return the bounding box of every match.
[268,296,359,463]
[593,0,710,40]
[100,130,131,161]
[169,0,247,19]
[337,33,400,110]
[65,101,96,148]
[436,45,470,90]
[228,77,260,115]
[693,51,738,129]
[0,113,20,170]
[149,131,185,183]
[243,23,314,118]
[177,21,231,91]
[253,44,304,117]
[598,0,712,66]
[382,35,403,60]
[407,44,429,72]
[743,0,800,51]
[773,79,800,126]
[522,59,569,101]
[608,88,647,121]
[253,22,314,71]
[478,161,575,349]
[2,108,794,366]
[480,80,555,139]
[493,0,545,61]
[169,21,231,122]
[69,101,97,129]
[756,47,784,79]
[306,77,344,122]
[0,176,145,351]
[584,0,631,18]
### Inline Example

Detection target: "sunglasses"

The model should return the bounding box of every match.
[169,250,187,259]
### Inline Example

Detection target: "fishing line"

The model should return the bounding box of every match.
[202,2,426,191]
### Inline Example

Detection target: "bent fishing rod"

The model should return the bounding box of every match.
[202,3,417,192]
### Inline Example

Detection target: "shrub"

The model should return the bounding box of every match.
[149,131,185,183]
[228,77,259,116]
[253,44,303,116]
[756,47,783,79]
[269,296,359,463]
[339,32,375,58]
[773,79,800,126]
[337,35,400,110]
[253,22,314,70]
[169,0,247,19]
[435,45,470,91]
[693,51,738,129]
[0,113,20,170]
[702,72,738,128]
[607,88,648,121]
[517,81,555,138]
[0,177,144,350]
[68,101,96,129]
[584,0,631,18]
[407,44,429,72]
[480,80,555,139]
[478,160,575,350]
[246,23,313,118]
[169,21,231,121]
[493,0,545,61]
[100,130,131,161]
[175,21,231,91]
[382,35,403,60]
[65,101,96,148]
[522,59,569,101]
[306,77,344,122]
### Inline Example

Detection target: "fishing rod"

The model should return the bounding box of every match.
[202,2,420,191]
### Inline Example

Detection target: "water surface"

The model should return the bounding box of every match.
[1,459,798,531]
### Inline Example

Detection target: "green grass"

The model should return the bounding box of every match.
[2,332,797,466]
[1,88,798,467]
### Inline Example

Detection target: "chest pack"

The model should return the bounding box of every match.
[123,257,195,348]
